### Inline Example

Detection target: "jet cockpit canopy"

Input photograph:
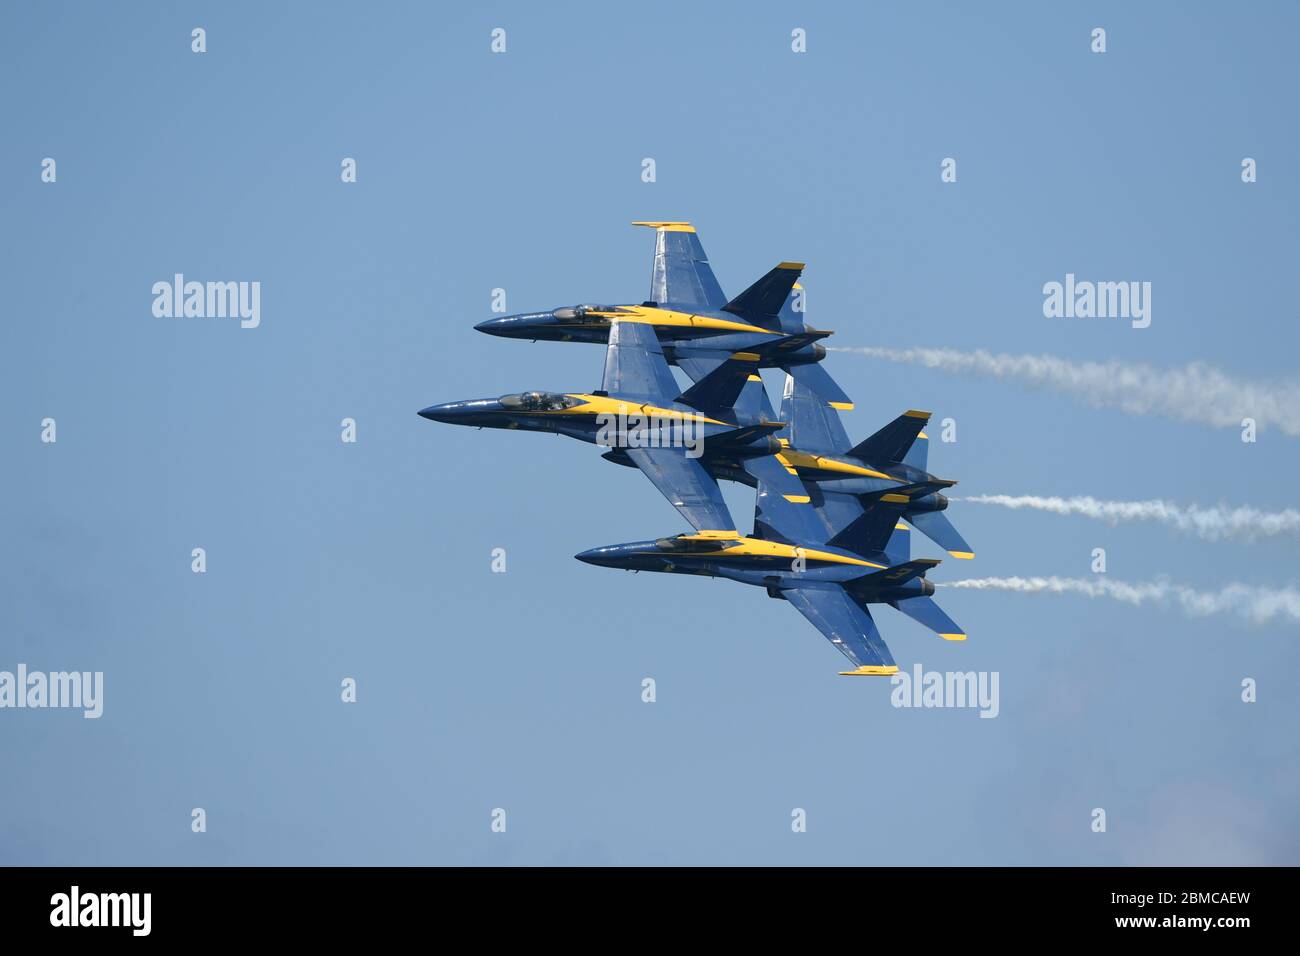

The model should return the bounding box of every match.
[499,391,584,412]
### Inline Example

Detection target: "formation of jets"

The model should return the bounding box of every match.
[420,222,974,676]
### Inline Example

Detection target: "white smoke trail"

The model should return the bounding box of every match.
[938,576,1300,625]
[954,494,1300,542]
[829,346,1300,436]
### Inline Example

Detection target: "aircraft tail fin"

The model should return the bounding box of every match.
[778,373,852,455]
[721,262,805,327]
[775,283,807,333]
[826,493,912,556]
[736,374,776,423]
[677,334,824,416]
[849,410,931,465]
[901,431,929,470]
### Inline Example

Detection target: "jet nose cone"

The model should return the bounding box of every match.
[418,402,459,423]
[575,546,626,568]
[475,311,558,339]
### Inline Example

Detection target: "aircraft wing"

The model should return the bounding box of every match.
[625,445,737,534]
[632,221,728,311]
[602,318,682,402]
[782,585,898,675]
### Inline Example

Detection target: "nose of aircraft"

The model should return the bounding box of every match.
[575,545,631,568]
[418,401,469,423]
[474,311,556,337]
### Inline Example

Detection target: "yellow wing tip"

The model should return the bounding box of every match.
[829,401,854,411]
[782,494,811,503]
[904,409,931,419]
[940,633,968,642]
[948,551,975,560]
[631,221,695,233]
[777,261,806,271]
[839,665,900,677]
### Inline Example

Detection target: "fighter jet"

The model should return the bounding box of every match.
[419,320,819,534]
[769,376,975,559]
[598,372,974,560]
[473,222,852,407]
[575,467,966,676]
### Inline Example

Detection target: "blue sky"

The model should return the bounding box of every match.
[2,1,1297,865]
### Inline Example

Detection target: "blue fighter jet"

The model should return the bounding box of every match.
[597,371,974,560]
[769,376,975,559]
[419,320,819,534]
[473,222,852,407]
[576,469,966,676]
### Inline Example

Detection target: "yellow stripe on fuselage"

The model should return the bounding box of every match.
[524,394,728,425]
[676,534,884,568]
[588,305,778,337]
[778,449,901,481]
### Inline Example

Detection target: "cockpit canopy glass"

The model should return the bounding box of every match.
[654,535,728,553]
[551,304,623,322]
[499,391,583,412]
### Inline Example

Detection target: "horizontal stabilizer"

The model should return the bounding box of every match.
[784,361,853,409]
[906,510,974,559]
[891,595,966,641]
[721,262,805,325]
[849,410,930,465]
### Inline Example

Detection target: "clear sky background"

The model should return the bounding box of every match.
[3,1,1297,865]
